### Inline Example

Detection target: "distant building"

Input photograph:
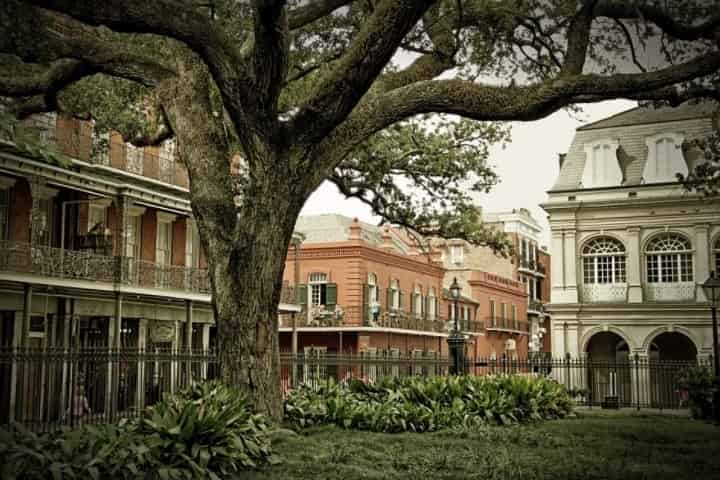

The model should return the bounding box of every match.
[542,101,719,405]
[431,208,551,356]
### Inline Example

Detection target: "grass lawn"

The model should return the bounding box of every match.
[247,413,720,480]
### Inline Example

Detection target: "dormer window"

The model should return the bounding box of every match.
[450,245,464,265]
[581,139,622,188]
[643,133,687,183]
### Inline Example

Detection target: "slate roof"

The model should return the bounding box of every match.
[551,101,717,191]
[294,214,410,254]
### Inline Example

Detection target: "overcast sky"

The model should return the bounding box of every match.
[300,99,637,246]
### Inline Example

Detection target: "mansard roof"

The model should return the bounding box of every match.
[551,101,717,192]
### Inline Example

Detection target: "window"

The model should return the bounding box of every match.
[489,300,496,325]
[88,205,107,232]
[389,279,400,310]
[427,287,437,320]
[156,221,172,266]
[126,143,144,174]
[643,133,687,183]
[413,285,422,319]
[92,130,110,165]
[309,272,328,306]
[500,303,506,320]
[185,220,200,268]
[581,140,622,188]
[582,237,626,284]
[0,188,9,240]
[714,237,720,274]
[450,245,463,265]
[368,273,379,305]
[125,215,141,258]
[645,233,693,283]
[159,139,176,183]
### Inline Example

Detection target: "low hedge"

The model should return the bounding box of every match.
[285,375,573,433]
[0,382,276,480]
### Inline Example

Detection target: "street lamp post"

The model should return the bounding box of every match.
[447,277,466,375]
[701,271,720,421]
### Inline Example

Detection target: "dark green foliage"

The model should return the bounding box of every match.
[0,381,275,480]
[284,375,573,433]
[676,366,717,420]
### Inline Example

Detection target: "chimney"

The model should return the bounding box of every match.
[349,218,362,241]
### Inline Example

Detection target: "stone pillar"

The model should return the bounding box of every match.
[550,230,565,301]
[695,225,710,301]
[626,227,643,303]
[563,230,578,303]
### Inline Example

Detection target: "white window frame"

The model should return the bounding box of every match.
[427,287,436,320]
[0,177,15,241]
[155,213,176,266]
[581,139,622,188]
[390,278,400,310]
[645,233,694,284]
[185,219,201,269]
[413,285,422,318]
[126,142,144,175]
[582,236,627,285]
[309,272,328,307]
[450,245,464,265]
[643,132,687,184]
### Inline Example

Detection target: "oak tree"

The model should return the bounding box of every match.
[1,0,719,418]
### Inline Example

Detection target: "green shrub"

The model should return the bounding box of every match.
[140,381,276,478]
[284,375,573,433]
[677,366,716,419]
[0,381,275,480]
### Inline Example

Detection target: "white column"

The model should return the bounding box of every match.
[626,227,643,303]
[563,230,578,303]
[550,230,565,303]
[201,324,210,379]
[137,318,148,410]
[695,225,710,301]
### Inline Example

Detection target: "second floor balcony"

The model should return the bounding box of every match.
[0,240,210,294]
[485,316,529,334]
[278,306,485,335]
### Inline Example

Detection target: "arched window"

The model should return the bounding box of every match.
[645,234,693,283]
[427,287,437,320]
[714,237,720,274]
[582,237,626,284]
[413,285,423,318]
[309,272,328,306]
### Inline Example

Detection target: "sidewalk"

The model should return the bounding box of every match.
[575,406,691,417]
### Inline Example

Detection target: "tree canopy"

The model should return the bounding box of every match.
[1,0,719,417]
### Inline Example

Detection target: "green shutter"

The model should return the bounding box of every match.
[398,290,404,311]
[326,283,337,309]
[386,288,392,310]
[424,296,429,319]
[362,284,369,325]
[410,294,416,315]
[297,284,307,306]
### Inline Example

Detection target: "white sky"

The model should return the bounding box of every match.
[300,99,637,247]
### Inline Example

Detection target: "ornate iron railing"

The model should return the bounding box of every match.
[485,316,529,333]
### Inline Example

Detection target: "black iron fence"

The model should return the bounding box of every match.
[1,347,712,431]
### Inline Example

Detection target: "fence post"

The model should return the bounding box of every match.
[634,353,640,411]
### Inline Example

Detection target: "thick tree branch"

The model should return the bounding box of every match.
[594,1,720,41]
[288,0,354,30]
[560,0,596,76]
[0,58,85,96]
[315,49,720,173]
[252,0,289,128]
[289,0,434,145]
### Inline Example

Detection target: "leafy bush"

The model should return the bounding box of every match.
[0,381,275,480]
[285,375,573,433]
[140,381,276,478]
[677,366,716,419]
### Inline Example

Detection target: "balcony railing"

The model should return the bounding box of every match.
[279,307,485,334]
[644,282,695,302]
[519,257,545,275]
[0,240,208,294]
[581,283,628,303]
[528,299,544,313]
[485,316,529,333]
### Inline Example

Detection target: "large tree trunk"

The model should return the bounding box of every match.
[210,176,304,419]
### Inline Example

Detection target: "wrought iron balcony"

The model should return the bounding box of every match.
[0,240,210,295]
[519,257,545,275]
[581,283,628,303]
[528,299,544,313]
[485,316,529,333]
[644,282,695,302]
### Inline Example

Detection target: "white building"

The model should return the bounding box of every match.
[542,102,720,372]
